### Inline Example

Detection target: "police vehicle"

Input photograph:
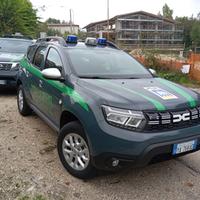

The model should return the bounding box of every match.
[17,35,200,179]
[0,37,33,88]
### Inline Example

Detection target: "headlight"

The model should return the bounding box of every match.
[102,105,146,131]
[11,63,20,71]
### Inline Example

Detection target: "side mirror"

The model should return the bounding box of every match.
[42,68,62,80]
[149,68,157,75]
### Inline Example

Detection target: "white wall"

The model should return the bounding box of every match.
[48,25,79,35]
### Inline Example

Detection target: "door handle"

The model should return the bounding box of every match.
[39,80,43,88]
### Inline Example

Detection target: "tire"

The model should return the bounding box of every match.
[17,85,32,116]
[57,121,96,179]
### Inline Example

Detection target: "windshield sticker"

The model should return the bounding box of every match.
[144,87,178,100]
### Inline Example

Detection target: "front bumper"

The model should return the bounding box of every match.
[0,71,18,87]
[86,118,200,170]
[92,134,200,170]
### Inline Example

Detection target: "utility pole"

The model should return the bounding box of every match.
[70,9,73,34]
[107,0,109,40]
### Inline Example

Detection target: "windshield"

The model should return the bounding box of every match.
[0,39,32,54]
[67,48,152,79]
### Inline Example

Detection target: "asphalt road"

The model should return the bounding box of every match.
[1,91,200,200]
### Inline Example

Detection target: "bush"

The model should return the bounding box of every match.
[158,71,200,87]
[143,50,160,70]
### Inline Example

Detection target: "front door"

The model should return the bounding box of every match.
[29,45,47,110]
[39,47,64,127]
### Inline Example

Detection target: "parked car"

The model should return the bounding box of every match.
[17,36,200,179]
[0,37,33,88]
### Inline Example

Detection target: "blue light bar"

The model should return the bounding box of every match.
[66,35,78,43]
[97,38,107,45]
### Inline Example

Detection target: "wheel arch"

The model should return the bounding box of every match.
[59,109,92,144]
[16,79,22,86]
[60,110,83,129]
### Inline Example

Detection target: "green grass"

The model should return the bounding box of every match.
[18,196,30,200]
[33,195,46,200]
[18,195,46,200]
[139,50,199,87]
[157,70,200,88]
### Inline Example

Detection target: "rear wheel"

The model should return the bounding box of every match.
[57,121,96,179]
[17,85,32,116]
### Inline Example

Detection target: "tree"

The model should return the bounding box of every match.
[176,16,193,48]
[46,18,61,24]
[157,11,162,17]
[61,20,70,24]
[197,12,200,20]
[0,0,38,37]
[36,21,48,37]
[162,3,173,19]
[176,14,200,48]
[46,29,62,37]
[191,21,200,46]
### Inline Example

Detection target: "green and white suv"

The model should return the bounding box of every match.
[17,36,200,179]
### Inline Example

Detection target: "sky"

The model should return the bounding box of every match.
[30,0,200,28]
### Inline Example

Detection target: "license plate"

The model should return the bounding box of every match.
[0,80,6,85]
[172,140,198,155]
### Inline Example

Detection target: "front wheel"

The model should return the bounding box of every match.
[57,121,96,179]
[17,85,32,116]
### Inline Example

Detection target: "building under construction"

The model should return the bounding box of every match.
[84,11,184,50]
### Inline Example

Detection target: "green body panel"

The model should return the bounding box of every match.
[20,58,89,112]
[78,77,200,112]
[17,42,200,168]
[158,78,197,108]
[98,80,166,111]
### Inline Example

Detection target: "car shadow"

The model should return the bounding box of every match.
[0,88,16,96]
[81,159,192,199]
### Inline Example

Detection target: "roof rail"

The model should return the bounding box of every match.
[35,36,120,50]
[36,36,66,46]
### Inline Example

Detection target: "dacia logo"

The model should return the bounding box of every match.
[173,113,190,123]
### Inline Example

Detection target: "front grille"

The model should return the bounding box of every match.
[145,106,200,131]
[0,63,12,71]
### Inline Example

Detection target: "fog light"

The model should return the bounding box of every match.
[112,159,119,167]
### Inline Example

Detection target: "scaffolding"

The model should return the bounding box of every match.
[84,11,184,50]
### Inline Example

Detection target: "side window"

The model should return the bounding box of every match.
[45,48,63,71]
[33,46,47,69]
[27,45,37,62]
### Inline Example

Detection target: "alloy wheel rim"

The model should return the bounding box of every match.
[62,133,90,171]
[18,89,24,111]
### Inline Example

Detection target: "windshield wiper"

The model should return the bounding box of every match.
[79,75,144,79]
[126,77,141,79]
[79,76,111,79]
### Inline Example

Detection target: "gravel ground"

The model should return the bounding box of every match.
[1,90,200,200]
